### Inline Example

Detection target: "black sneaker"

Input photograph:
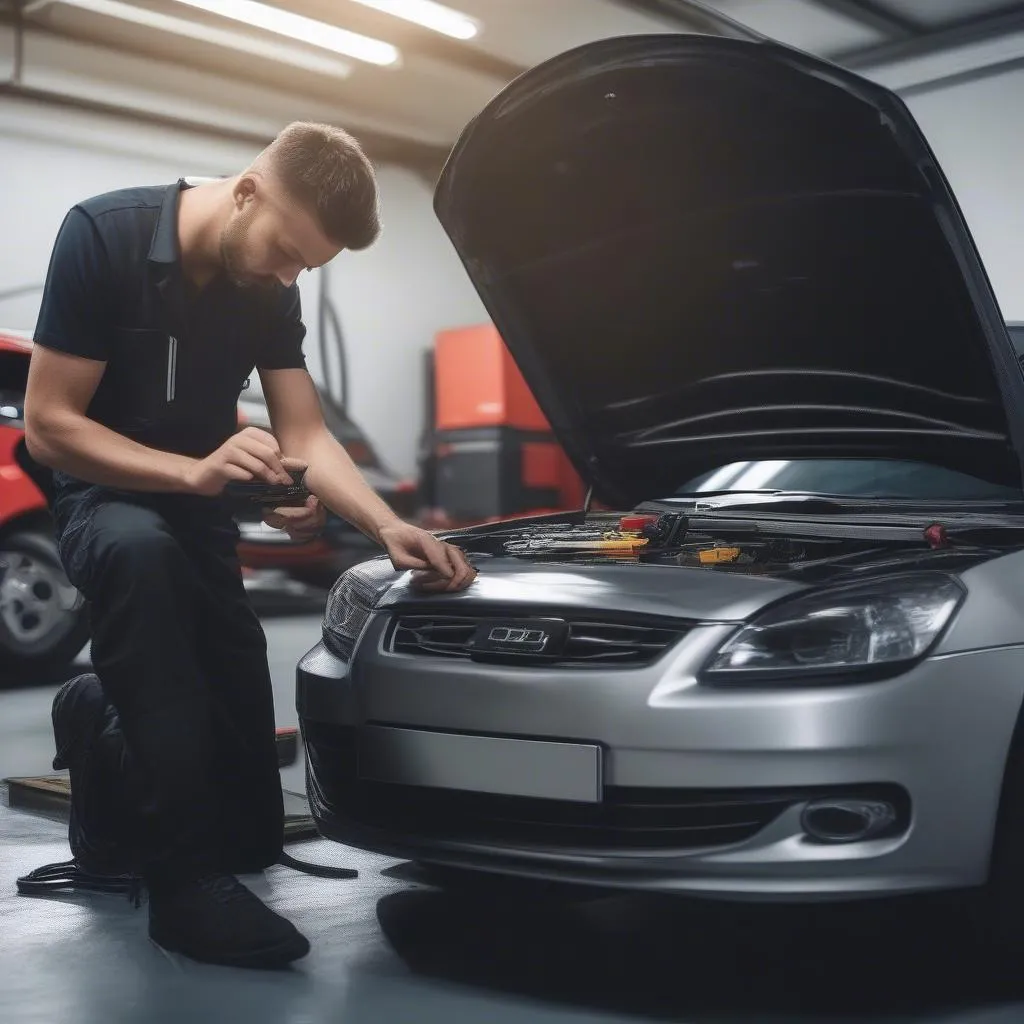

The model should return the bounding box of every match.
[148,873,310,969]
[51,673,138,878]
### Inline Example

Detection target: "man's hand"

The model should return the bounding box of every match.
[263,494,326,541]
[183,427,293,496]
[378,521,477,593]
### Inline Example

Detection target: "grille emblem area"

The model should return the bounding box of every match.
[387,612,688,668]
[470,619,568,659]
[485,626,550,651]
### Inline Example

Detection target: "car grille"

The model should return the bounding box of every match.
[303,723,852,853]
[344,780,794,850]
[387,613,687,667]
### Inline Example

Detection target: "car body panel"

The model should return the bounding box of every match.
[378,557,804,622]
[298,634,1024,898]
[0,424,41,525]
[0,333,44,526]
[933,550,1024,654]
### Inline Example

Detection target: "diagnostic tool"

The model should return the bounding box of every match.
[222,466,310,511]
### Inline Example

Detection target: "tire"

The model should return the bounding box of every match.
[0,530,89,684]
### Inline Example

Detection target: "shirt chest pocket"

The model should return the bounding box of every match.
[108,327,181,413]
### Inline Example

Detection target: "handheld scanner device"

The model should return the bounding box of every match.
[222,466,310,511]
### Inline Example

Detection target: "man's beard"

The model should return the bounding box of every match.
[219,214,280,292]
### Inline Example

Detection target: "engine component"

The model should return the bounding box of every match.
[499,516,649,560]
[697,546,742,565]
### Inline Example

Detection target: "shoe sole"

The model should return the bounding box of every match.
[149,924,311,970]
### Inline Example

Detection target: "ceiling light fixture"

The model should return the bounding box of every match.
[169,0,401,65]
[348,0,479,40]
[47,0,355,77]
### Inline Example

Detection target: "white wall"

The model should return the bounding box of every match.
[0,97,486,477]
[904,68,1024,321]
[314,163,488,475]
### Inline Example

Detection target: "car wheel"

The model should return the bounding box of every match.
[0,530,89,684]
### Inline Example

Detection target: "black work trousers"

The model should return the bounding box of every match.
[54,487,284,884]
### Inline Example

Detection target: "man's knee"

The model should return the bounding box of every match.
[88,505,191,593]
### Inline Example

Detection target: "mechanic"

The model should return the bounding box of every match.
[22,122,477,970]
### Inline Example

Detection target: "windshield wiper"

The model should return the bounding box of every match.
[677,489,785,498]
[675,491,849,513]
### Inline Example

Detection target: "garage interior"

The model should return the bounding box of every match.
[4,0,1024,1020]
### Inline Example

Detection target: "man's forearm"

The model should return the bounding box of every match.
[27,411,196,492]
[301,433,402,542]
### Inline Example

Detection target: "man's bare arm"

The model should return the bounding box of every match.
[24,345,199,491]
[261,366,476,590]
[259,366,399,540]
[25,345,291,493]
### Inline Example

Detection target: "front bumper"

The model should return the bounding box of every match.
[297,618,1024,900]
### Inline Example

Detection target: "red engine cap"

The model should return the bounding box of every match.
[620,514,659,532]
[924,523,949,549]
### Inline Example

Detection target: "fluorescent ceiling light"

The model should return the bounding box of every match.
[169,0,400,65]
[349,0,479,40]
[49,0,354,77]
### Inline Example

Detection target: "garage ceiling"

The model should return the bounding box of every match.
[1,0,1023,175]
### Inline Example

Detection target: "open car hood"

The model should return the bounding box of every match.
[433,35,1024,508]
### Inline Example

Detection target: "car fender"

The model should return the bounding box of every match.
[934,549,1024,655]
[0,424,46,530]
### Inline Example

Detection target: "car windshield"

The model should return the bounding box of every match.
[671,324,1024,502]
[1010,323,1024,357]
[675,459,1022,501]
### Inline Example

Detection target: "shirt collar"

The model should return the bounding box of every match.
[147,179,188,267]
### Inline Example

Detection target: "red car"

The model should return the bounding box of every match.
[0,331,89,679]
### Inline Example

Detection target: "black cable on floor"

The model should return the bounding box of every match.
[276,851,358,879]
[16,859,142,904]
[17,853,358,900]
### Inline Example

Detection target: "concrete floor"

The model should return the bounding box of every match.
[5,607,1024,1023]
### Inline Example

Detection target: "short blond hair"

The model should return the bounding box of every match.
[257,121,381,250]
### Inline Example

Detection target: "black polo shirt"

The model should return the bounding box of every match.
[34,179,306,505]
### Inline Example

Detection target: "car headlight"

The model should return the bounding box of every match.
[322,557,403,659]
[701,572,965,686]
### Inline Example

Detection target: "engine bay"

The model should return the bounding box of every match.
[453,509,1014,582]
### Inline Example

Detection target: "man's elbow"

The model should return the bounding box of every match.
[24,428,54,469]
[24,413,67,470]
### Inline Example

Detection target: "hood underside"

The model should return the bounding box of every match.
[434,35,1024,508]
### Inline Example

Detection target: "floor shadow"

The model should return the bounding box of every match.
[375,884,1022,1022]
